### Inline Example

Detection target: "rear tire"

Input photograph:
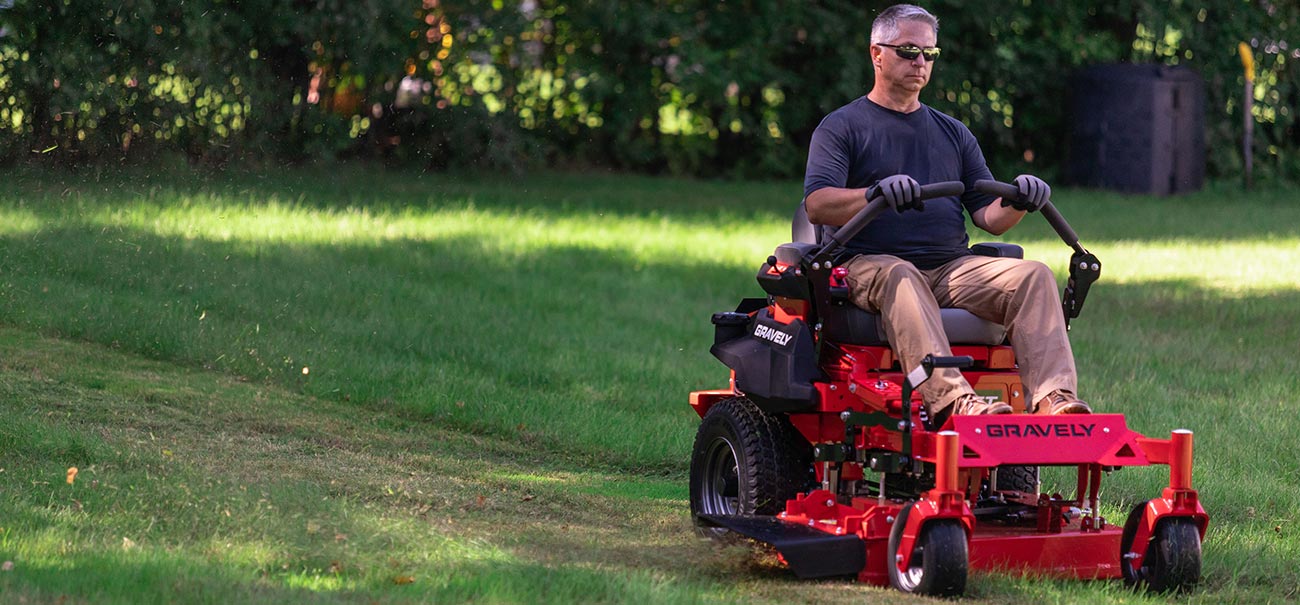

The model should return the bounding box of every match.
[1120,503,1202,593]
[887,501,969,597]
[688,397,812,528]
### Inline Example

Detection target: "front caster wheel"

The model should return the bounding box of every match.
[1120,503,1202,593]
[887,501,969,597]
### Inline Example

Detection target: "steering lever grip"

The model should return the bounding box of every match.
[823,180,966,252]
[917,181,966,200]
[972,179,1020,202]
[973,179,1083,253]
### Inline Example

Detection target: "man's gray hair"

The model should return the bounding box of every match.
[870,4,939,45]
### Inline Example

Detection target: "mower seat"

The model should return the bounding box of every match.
[793,201,1014,346]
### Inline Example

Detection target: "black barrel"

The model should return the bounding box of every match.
[1067,64,1205,196]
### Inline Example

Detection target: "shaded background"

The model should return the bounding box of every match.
[1,0,1296,181]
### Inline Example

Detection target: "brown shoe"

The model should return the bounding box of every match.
[1035,390,1092,414]
[952,393,1014,416]
[928,393,1012,429]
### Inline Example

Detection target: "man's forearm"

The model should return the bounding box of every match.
[804,187,872,226]
[972,200,1027,235]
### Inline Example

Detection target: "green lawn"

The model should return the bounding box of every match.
[0,163,1297,603]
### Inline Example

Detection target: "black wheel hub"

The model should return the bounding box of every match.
[699,437,741,515]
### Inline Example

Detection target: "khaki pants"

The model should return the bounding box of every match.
[842,254,1077,416]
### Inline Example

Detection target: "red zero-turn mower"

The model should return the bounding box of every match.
[687,180,1208,597]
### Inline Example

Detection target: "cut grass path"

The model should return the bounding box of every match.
[0,327,766,604]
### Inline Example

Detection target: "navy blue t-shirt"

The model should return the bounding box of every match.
[803,96,997,269]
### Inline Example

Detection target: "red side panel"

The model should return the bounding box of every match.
[943,414,1151,467]
[970,526,1124,579]
[771,297,808,324]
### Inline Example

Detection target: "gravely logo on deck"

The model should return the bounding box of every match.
[753,324,793,346]
[986,423,1096,438]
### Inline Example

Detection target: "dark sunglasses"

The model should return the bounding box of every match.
[877,43,941,62]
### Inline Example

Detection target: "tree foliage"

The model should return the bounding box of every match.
[1,0,1296,180]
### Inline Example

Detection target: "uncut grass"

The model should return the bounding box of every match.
[0,166,794,473]
[1,164,1298,601]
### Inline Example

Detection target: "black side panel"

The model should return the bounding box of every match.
[820,305,887,346]
[710,299,768,346]
[734,298,767,315]
[971,242,1025,259]
[698,514,866,579]
[710,309,820,412]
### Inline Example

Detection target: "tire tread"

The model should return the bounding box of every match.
[689,397,812,519]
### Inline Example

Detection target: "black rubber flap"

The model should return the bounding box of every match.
[698,514,865,579]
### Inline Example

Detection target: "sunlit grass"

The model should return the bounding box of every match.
[0,207,43,236]
[1,197,784,267]
[1087,239,1300,292]
[491,471,572,486]
[0,168,799,472]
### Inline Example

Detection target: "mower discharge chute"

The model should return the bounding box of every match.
[687,180,1207,597]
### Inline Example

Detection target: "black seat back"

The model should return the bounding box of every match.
[792,201,833,245]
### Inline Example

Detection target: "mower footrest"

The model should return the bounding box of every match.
[698,514,865,579]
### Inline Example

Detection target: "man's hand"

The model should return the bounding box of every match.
[871,175,923,213]
[1002,174,1051,212]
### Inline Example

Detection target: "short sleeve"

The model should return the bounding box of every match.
[803,115,852,199]
[957,126,997,213]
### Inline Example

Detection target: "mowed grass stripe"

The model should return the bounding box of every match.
[0,327,772,604]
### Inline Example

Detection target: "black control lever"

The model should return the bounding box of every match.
[899,354,974,462]
[973,180,1101,328]
[816,181,967,259]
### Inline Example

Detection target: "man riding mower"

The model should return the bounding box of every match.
[686,179,1208,597]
